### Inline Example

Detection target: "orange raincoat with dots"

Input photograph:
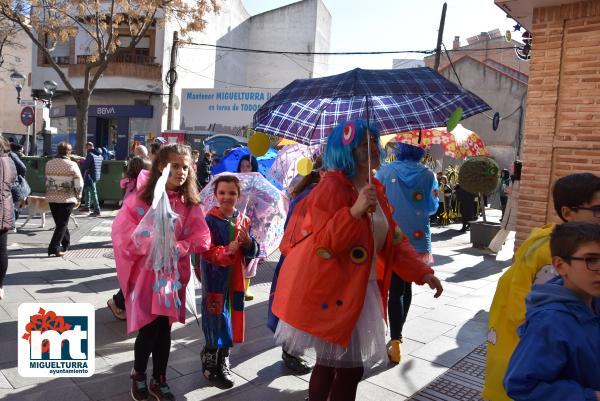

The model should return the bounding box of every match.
[272,171,435,347]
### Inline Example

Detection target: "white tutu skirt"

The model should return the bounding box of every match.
[275,280,387,369]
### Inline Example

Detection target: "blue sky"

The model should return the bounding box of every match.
[241,0,523,75]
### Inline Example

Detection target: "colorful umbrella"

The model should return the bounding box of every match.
[383,124,489,159]
[267,144,321,190]
[211,147,278,177]
[200,172,289,257]
[253,67,491,145]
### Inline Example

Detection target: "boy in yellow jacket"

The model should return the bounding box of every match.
[483,173,600,401]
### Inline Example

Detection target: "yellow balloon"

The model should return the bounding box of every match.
[248,132,270,156]
[297,157,314,176]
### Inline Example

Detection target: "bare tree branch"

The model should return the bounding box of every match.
[0,0,219,154]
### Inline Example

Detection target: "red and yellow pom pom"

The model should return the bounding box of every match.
[342,121,356,145]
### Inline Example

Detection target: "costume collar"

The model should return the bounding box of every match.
[207,206,239,221]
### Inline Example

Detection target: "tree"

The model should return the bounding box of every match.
[0,0,219,154]
[0,16,23,69]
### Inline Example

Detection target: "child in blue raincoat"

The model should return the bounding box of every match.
[375,142,438,363]
[504,222,600,401]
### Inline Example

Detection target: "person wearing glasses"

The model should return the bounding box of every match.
[483,172,600,401]
[504,221,600,401]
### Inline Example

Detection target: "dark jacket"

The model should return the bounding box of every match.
[197,157,212,187]
[82,148,103,183]
[0,156,17,230]
[455,184,477,222]
[504,276,600,401]
[9,152,26,177]
[9,151,28,202]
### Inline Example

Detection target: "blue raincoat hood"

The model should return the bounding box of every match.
[375,160,438,253]
[504,275,600,401]
[526,276,600,323]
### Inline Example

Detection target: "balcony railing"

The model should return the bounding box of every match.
[77,53,156,65]
[44,55,70,65]
[70,52,161,80]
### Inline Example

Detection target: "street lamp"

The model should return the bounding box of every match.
[10,72,59,155]
[43,80,58,107]
[10,72,26,104]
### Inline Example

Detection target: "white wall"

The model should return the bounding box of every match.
[245,0,329,87]
[0,29,36,135]
[312,0,331,78]
[168,0,251,130]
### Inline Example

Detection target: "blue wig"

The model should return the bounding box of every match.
[323,119,384,178]
[392,142,426,162]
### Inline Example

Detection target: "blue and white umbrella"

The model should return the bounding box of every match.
[252,67,491,145]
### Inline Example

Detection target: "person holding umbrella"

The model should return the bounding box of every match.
[272,119,443,401]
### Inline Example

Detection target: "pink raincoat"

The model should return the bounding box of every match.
[112,190,211,334]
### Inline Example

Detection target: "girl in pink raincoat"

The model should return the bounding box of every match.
[112,144,211,401]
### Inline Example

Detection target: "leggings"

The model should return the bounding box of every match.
[0,229,7,287]
[113,289,126,310]
[134,316,171,380]
[388,272,412,340]
[309,364,364,401]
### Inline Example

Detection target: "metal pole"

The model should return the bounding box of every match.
[25,124,31,156]
[167,31,179,131]
[433,3,448,72]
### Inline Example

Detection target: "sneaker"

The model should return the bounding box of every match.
[201,346,219,382]
[89,211,101,217]
[0,287,5,300]
[130,370,149,401]
[107,298,126,321]
[282,349,312,374]
[387,339,402,364]
[149,376,175,401]
[216,348,234,388]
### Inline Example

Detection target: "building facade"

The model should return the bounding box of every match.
[495,0,600,246]
[32,0,330,158]
[0,28,38,139]
[423,30,529,173]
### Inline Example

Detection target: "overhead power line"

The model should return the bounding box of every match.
[181,42,522,56]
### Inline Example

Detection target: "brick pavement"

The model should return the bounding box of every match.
[0,208,512,401]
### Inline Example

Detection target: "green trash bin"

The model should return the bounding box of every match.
[22,156,50,194]
[96,160,127,204]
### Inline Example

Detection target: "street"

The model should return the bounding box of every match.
[0,208,512,401]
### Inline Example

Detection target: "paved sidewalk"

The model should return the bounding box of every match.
[0,209,512,401]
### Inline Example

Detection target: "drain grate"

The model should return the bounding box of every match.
[408,343,487,401]
[65,247,114,259]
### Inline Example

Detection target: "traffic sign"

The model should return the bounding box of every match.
[20,106,34,127]
[19,99,35,106]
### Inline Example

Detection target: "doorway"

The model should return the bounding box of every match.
[95,118,119,152]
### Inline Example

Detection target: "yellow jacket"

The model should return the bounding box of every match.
[482,224,555,401]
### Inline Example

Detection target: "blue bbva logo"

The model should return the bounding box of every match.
[18,303,95,377]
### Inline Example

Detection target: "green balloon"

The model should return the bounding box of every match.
[447,107,463,132]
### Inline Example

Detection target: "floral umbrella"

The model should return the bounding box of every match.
[383,124,489,159]
[200,172,289,257]
[267,143,321,190]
